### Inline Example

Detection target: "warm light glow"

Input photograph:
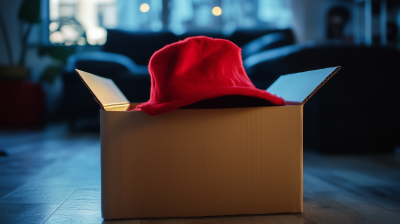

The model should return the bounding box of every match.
[140,3,150,12]
[212,6,222,16]
[60,25,80,41]
[49,31,64,44]
[77,37,86,46]
[49,22,59,32]
[87,27,107,45]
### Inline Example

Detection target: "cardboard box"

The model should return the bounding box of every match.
[76,66,340,220]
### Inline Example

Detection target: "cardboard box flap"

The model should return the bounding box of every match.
[75,69,130,111]
[266,67,341,105]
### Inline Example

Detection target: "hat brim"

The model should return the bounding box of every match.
[135,86,285,116]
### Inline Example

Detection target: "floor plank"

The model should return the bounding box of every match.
[345,210,400,224]
[296,206,364,224]
[0,204,59,224]
[303,173,341,193]
[137,214,304,224]
[307,172,400,210]
[1,124,400,223]
[0,183,76,205]
[303,191,386,212]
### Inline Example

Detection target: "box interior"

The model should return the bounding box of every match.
[75,66,341,112]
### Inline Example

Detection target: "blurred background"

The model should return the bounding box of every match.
[1,1,400,223]
[1,0,400,154]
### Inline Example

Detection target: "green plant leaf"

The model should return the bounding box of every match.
[38,46,76,64]
[40,66,61,84]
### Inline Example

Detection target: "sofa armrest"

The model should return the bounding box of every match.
[241,30,296,59]
[65,51,149,75]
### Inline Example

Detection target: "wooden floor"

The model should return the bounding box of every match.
[1,124,400,224]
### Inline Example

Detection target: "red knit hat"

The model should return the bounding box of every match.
[135,36,285,115]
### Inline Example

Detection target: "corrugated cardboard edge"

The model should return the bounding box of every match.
[75,69,104,109]
[75,69,130,111]
[299,105,304,213]
[302,66,341,104]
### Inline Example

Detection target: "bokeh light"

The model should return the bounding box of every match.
[87,27,107,45]
[212,6,222,16]
[60,25,80,41]
[77,37,87,46]
[140,3,150,13]
[49,31,64,44]
[49,22,59,32]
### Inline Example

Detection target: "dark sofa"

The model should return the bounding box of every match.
[102,29,295,65]
[244,42,400,153]
[62,29,295,130]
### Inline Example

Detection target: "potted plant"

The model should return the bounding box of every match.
[0,0,46,129]
[0,0,41,79]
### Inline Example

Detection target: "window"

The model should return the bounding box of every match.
[48,0,292,45]
[117,0,163,31]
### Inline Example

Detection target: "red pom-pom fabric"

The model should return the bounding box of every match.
[135,36,284,115]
